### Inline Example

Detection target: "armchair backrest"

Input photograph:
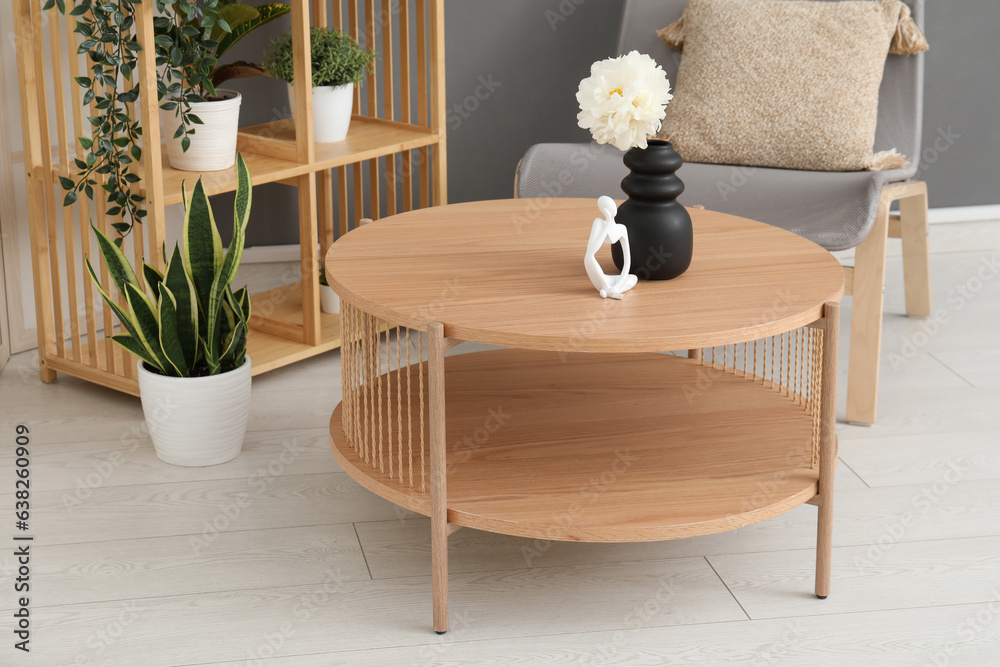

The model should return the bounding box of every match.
[617,0,925,166]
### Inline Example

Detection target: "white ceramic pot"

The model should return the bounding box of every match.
[137,357,252,467]
[160,90,242,172]
[288,82,354,143]
[320,283,341,314]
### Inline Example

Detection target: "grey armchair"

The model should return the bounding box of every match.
[515,0,931,425]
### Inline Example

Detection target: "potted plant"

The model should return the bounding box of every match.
[264,26,376,143]
[86,156,255,467]
[319,266,340,314]
[157,1,291,171]
[48,0,289,245]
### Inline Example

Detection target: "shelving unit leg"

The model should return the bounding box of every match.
[429,322,450,634]
[297,173,321,346]
[816,302,840,599]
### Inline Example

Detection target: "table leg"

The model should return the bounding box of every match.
[816,302,840,599]
[429,322,449,633]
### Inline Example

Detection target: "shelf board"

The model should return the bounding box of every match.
[143,150,307,208]
[331,349,822,543]
[238,116,439,168]
[247,325,342,375]
[139,117,440,207]
[247,281,342,373]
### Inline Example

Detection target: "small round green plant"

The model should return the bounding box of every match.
[264,27,376,88]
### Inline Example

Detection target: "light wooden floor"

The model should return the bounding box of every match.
[2,220,1000,666]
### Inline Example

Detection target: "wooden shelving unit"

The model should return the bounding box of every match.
[13,0,446,395]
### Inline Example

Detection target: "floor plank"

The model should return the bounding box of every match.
[0,428,341,492]
[0,524,369,607]
[355,477,1000,579]
[17,558,744,666]
[932,348,1000,388]
[840,429,1000,486]
[0,472,411,546]
[708,534,1000,620]
[181,603,1000,667]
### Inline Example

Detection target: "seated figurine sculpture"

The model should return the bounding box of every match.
[585,196,638,299]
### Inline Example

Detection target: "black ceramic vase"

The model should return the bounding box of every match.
[611,139,693,281]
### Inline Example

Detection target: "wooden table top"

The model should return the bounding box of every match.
[326,199,844,352]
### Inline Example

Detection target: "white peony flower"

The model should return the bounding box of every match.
[576,51,673,151]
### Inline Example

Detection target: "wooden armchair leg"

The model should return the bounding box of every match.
[846,190,892,425]
[898,183,933,317]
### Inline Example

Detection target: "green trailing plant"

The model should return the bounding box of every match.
[86,155,254,377]
[46,0,147,244]
[319,265,329,287]
[263,26,376,88]
[48,0,288,246]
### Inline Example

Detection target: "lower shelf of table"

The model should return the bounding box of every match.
[329,348,824,543]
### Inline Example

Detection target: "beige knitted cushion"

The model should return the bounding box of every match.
[657,0,928,171]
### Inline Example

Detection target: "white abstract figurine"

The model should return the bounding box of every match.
[585,196,638,299]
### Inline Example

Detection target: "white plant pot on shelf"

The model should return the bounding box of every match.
[320,283,341,314]
[160,90,242,172]
[137,356,252,467]
[288,82,354,143]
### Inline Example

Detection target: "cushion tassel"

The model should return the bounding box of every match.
[864,149,909,171]
[889,5,928,55]
[657,15,685,51]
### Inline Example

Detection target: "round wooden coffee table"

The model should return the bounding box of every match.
[326,198,844,633]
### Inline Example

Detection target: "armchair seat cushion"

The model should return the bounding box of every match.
[516,142,912,251]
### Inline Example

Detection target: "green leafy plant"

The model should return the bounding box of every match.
[47,0,287,245]
[263,26,375,88]
[156,1,291,152]
[86,155,254,377]
[209,2,292,87]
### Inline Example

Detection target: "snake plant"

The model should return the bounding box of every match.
[86,155,253,377]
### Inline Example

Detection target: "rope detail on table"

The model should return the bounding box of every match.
[694,323,825,469]
[340,301,431,493]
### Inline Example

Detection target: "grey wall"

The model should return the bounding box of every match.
[443,0,623,203]
[443,0,1000,209]
[919,1,1000,207]
[228,0,998,246]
